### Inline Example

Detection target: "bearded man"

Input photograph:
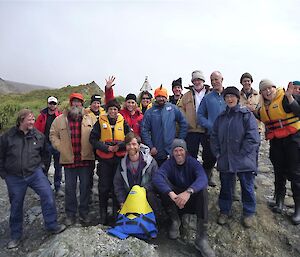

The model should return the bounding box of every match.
[50,93,95,226]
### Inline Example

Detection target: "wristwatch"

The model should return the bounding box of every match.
[186,188,194,195]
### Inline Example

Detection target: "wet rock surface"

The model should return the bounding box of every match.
[0,140,299,257]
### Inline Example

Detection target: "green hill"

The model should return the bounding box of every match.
[0,81,104,132]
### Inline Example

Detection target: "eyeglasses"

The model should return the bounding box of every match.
[142,97,150,100]
[48,102,57,105]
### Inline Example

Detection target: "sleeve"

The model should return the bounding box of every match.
[34,113,44,133]
[105,86,115,104]
[141,112,154,149]
[113,165,128,204]
[188,158,208,192]
[0,134,7,179]
[210,116,221,158]
[89,121,109,152]
[49,117,61,151]
[40,133,49,171]
[152,161,173,194]
[144,159,158,192]
[175,106,188,139]
[197,97,212,131]
[240,112,260,157]
[282,95,300,117]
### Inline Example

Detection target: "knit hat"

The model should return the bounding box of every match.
[259,79,276,92]
[69,93,84,103]
[125,93,137,102]
[223,86,240,99]
[240,72,253,84]
[172,78,182,89]
[293,81,300,86]
[106,98,121,111]
[191,70,205,82]
[171,139,187,152]
[154,85,168,98]
[90,94,101,104]
[47,96,58,104]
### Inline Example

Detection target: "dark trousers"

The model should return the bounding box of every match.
[219,172,256,217]
[97,157,120,210]
[44,143,62,191]
[160,187,208,222]
[270,136,300,199]
[5,168,58,240]
[64,167,90,218]
[185,132,216,170]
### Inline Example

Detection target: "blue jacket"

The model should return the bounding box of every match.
[197,90,226,134]
[141,102,188,160]
[210,104,260,173]
[152,155,208,194]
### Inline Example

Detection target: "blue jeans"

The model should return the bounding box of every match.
[45,143,62,191]
[64,167,90,218]
[218,172,256,217]
[5,168,58,240]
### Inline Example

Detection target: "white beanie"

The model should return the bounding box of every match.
[191,70,205,82]
[259,79,276,91]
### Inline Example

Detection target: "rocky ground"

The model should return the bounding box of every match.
[0,140,299,257]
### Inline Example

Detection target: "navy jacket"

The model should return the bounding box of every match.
[152,155,208,194]
[141,102,188,160]
[210,104,260,173]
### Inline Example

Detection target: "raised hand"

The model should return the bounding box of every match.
[105,76,116,89]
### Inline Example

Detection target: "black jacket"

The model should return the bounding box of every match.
[0,127,47,179]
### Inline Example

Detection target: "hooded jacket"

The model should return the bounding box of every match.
[113,144,158,204]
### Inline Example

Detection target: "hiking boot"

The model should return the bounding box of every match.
[242,216,255,228]
[291,198,300,225]
[7,239,21,249]
[48,224,67,234]
[55,189,65,197]
[65,216,76,226]
[217,213,229,225]
[195,219,215,257]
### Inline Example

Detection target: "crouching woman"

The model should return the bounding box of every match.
[210,86,260,228]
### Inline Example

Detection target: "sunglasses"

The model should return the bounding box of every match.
[142,97,150,100]
[48,102,57,105]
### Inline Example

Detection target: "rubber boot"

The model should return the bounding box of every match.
[194,219,215,257]
[272,194,285,214]
[291,198,300,225]
[166,205,181,240]
[205,169,216,187]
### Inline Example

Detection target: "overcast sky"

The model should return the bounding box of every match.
[0,0,299,96]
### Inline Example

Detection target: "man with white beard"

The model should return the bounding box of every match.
[50,93,95,226]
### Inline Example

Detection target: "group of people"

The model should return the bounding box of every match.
[1,70,300,257]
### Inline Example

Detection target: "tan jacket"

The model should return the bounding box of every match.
[240,88,264,133]
[178,89,206,133]
[49,110,95,164]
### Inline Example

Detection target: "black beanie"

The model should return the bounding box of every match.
[106,98,121,111]
[125,93,137,102]
[223,86,240,99]
[172,77,182,89]
[90,94,101,104]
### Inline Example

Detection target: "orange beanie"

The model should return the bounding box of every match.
[154,85,168,98]
[69,93,84,105]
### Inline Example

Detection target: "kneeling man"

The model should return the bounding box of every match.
[152,139,215,257]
